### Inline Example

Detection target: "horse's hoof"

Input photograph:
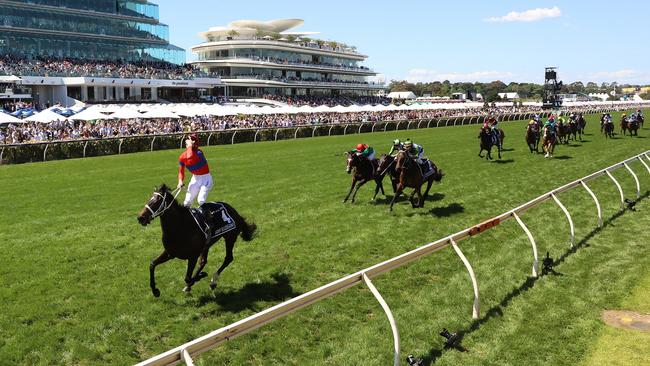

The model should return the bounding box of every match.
[196,272,208,280]
[182,285,192,293]
[210,282,217,290]
[152,288,161,297]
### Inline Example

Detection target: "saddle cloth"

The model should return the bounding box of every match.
[419,160,436,179]
[190,202,237,240]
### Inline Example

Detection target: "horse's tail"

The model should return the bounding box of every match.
[223,203,257,242]
[239,215,257,242]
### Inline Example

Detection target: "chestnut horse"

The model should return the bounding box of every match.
[542,125,557,157]
[343,151,386,203]
[388,151,443,211]
[137,184,256,297]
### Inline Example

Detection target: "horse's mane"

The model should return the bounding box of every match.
[157,183,184,210]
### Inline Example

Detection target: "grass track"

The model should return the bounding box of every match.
[0,110,649,365]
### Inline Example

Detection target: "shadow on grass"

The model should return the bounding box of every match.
[554,155,572,160]
[427,192,445,202]
[492,159,514,164]
[566,144,582,148]
[196,272,302,313]
[428,203,464,217]
[501,148,515,152]
[420,192,649,365]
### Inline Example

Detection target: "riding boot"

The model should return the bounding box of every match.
[200,205,213,244]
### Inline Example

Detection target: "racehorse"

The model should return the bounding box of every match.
[576,115,586,139]
[542,125,557,157]
[343,151,386,203]
[625,118,640,136]
[388,150,443,211]
[556,120,569,144]
[478,128,505,160]
[567,119,578,141]
[137,184,257,297]
[603,121,615,139]
[620,116,629,136]
[376,154,399,194]
[525,123,540,153]
[639,114,645,128]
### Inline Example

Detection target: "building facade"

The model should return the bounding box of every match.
[191,19,383,98]
[0,0,184,64]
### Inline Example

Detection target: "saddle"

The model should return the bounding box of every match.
[190,202,237,242]
[417,159,436,179]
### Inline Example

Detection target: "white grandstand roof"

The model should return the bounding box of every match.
[200,19,319,40]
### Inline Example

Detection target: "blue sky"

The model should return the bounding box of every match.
[156,1,649,85]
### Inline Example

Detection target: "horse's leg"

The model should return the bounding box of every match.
[191,247,210,283]
[182,256,199,292]
[372,177,384,200]
[389,184,404,211]
[497,144,502,159]
[478,146,484,158]
[343,177,357,203]
[421,179,434,208]
[149,250,172,297]
[210,236,236,290]
[415,185,424,208]
[351,179,368,203]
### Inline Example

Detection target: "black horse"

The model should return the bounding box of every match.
[343,151,386,203]
[478,127,504,160]
[525,123,540,153]
[388,151,443,211]
[137,184,257,297]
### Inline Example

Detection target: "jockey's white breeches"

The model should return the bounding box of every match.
[184,173,213,207]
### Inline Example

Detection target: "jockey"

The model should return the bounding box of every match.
[388,139,404,156]
[355,143,376,161]
[403,139,424,164]
[527,119,538,131]
[177,134,213,207]
[543,118,557,136]
[533,114,541,123]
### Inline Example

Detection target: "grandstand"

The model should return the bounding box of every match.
[0,0,223,107]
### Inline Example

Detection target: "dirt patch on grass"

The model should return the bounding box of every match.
[602,310,650,332]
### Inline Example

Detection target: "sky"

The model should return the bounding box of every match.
[156,1,650,85]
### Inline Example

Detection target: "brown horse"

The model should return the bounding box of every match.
[343,151,386,203]
[620,116,629,136]
[525,123,540,153]
[389,151,443,211]
[556,120,569,144]
[137,184,257,297]
[625,118,640,136]
[542,125,557,157]
[376,154,399,194]
[478,128,505,160]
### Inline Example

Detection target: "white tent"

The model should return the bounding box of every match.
[110,108,144,119]
[387,91,417,100]
[140,109,180,119]
[24,109,68,123]
[0,113,25,124]
[71,108,113,121]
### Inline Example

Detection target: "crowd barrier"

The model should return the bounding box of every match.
[136,150,650,366]
[0,108,623,165]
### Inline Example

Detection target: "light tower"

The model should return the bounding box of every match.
[542,67,563,109]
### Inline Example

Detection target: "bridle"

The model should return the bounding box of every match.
[144,187,182,220]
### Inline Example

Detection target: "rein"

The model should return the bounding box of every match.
[145,187,182,219]
[380,159,396,176]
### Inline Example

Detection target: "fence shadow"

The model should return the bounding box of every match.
[420,192,649,365]
[196,272,302,313]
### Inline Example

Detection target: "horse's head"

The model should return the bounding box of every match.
[376,154,393,174]
[345,151,359,174]
[137,184,175,226]
[395,150,410,171]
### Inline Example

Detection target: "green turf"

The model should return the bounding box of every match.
[0,110,649,365]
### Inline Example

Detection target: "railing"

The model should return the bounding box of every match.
[0,108,624,165]
[136,150,650,366]
[196,56,375,74]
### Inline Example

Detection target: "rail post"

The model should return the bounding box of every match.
[254,129,260,142]
[407,121,412,130]
[396,121,402,130]
[343,124,349,135]
[606,170,625,210]
[312,126,317,137]
[231,131,238,144]
[371,123,377,133]
[150,137,156,151]
[551,193,575,247]
[384,123,388,132]
[638,155,650,175]
[623,163,640,199]
[118,139,124,155]
[274,129,281,141]
[0,146,4,164]
[358,123,364,134]
[83,141,89,157]
[329,125,334,136]
[362,273,400,366]
[450,238,480,319]
[428,119,433,128]
[180,348,194,366]
[206,133,213,146]
[180,135,185,149]
[513,212,539,277]
[43,144,49,162]
[581,181,603,228]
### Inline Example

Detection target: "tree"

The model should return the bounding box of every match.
[286,35,296,42]
[640,92,650,100]
[227,29,239,38]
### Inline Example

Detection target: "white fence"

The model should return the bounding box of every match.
[137,150,650,366]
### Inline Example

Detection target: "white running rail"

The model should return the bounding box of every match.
[136,150,650,366]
